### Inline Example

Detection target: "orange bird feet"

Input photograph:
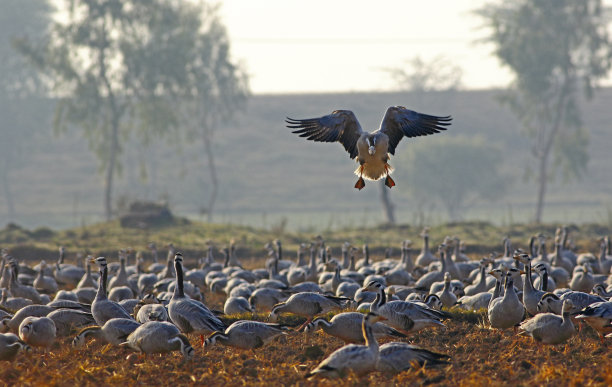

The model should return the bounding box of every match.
[385,175,395,188]
[354,177,366,190]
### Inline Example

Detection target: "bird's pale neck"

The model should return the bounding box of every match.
[503,239,511,257]
[348,254,356,271]
[402,248,414,272]
[342,249,349,269]
[362,316,379,352]
[442,277,451,291]
[422,235,429,254]
[297,249,306,267]
[504,278,518,302]
[477,266,487,285]
[453,242,461,259]
[599,241,607,262]
[439,251,447,271]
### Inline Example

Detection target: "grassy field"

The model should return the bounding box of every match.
[1,219,611,263]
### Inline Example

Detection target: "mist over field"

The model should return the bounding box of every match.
[1,1,612,232]
[1,88,611,230]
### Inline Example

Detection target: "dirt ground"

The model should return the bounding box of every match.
[2,299,611,387]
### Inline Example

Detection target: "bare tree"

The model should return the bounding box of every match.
[175,4,249,222]
[0,0,52,222]
[382,55,463,224]
[477,0,612,223]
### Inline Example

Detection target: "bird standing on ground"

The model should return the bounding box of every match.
[168,252,225,346]
[286,107,451,190]
[305,312,385,379]
[519,299,575,344]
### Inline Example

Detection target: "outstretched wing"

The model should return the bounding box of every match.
[379,106,452,155]
[286,110,363,159]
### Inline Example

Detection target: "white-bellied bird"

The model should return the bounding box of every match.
[286,106,451,190]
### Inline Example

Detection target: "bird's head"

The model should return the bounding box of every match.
[90,256,107,267]
[367,136,376,155]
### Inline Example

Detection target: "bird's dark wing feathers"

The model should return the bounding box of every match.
[286,110,363,159]
[380,106,452,155]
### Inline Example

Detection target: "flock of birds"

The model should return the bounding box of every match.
[1,226,612,379]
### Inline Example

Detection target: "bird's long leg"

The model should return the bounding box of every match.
[200,334,205,348]
[295,317,313,332]
[384,164,395,188]
[354,165,366,190]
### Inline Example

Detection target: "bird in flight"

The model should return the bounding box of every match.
[286,106,451,190]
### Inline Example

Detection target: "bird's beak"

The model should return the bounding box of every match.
[368,146,375,155]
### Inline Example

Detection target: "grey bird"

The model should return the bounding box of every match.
[72,317,140,347]
[376,342,450,373]
[90,257,133,325]
[121,321,194,360]
[0,332,30,361]
[168,253,224,347]
[287,107,451,190]
[204,320,289,350]
[305,312,385,379]
[18,316,56,349]
[304,312,407,344]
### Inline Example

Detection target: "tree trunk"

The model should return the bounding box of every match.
[0,167,16,222]
[203,131,218,223]
[534,150,549,224]
[533,81,568,224]
[104,117,119,221]
[98,23,120,222]
[380,181,395,225]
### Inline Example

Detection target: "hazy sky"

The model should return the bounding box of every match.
[218,0,612,95]
[217,0,513,94]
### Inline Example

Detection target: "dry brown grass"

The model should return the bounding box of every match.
[2,296,612,387]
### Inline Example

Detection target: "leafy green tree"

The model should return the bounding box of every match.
[17,0,247,221]
[477,0,612,223]
[400,136,507,221]
[0,0,53,222]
